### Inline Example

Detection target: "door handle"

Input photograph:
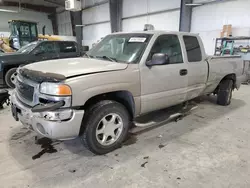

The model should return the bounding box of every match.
[180,69,188,76]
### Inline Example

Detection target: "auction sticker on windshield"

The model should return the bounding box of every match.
[128,37,146,43]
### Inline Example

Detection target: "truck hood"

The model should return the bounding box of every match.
[24,57,128,78]
[0,52,26,63]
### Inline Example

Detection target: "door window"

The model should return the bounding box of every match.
[183,36,202,62]
[36,42,57,54]
[59,42,77,53]
[148,35,183,64]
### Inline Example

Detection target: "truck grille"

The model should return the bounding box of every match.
[16,79,34,102]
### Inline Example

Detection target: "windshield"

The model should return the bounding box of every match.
[17,41,38,53]
[87,33,152,63]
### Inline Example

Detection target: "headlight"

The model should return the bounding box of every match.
[40,82,72,96]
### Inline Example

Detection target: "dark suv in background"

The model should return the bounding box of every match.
[0,40,81,88]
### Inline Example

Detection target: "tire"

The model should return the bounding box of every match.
[80,100,130,155]
[5,68,17,88]
[217,79,233,106]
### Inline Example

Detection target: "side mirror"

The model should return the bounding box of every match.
[33,49,44,56]
[82,45,89,52]
[35,51,44,56]
[146,53,169,66]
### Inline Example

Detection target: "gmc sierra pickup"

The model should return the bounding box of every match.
[11,31,246,154]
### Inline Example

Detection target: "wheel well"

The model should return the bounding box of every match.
[223,74,236,83]
[83,91,135,120]
[1,65,17,84]
[3,65,18,76]
[214,73,236,94]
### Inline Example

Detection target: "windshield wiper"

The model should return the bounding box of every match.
[96,56,117,62]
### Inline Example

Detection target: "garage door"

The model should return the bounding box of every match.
[122,0,181,32]
[82,23,111,48]
[57,11,73,36]
[82,2,111,47]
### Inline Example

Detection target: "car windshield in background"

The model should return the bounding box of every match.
[17,41,39,53]
[87,34,152,63]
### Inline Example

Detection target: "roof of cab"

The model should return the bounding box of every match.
[38,40,77,44]
[110,30,199,36]
[8,20,37,24]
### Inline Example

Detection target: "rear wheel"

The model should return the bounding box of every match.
[217,79,233,106]
[80,100,130,155]
[5,68,17,88]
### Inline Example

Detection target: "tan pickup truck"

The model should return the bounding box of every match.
[11,31,246,154]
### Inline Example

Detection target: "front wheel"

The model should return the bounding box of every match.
[217,79,233,106]
[80,100,130,155]
[5,68,17,88]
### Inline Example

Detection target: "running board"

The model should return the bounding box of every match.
[131,103,198,133]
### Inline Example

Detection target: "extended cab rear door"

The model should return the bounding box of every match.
[58,41,79,59]
[181,35,208,100]
[140,34,189,114]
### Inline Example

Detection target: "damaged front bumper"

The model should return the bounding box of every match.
[11,91,84,140]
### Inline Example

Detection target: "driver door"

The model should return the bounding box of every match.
[140,34,188,114]
[33,41,59,62]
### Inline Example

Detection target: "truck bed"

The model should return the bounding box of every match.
[203,55,246,94]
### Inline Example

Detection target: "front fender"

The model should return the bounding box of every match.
[66,65,141,114]
[72,82,137,106]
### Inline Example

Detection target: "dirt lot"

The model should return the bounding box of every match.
[0,86,250,188]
